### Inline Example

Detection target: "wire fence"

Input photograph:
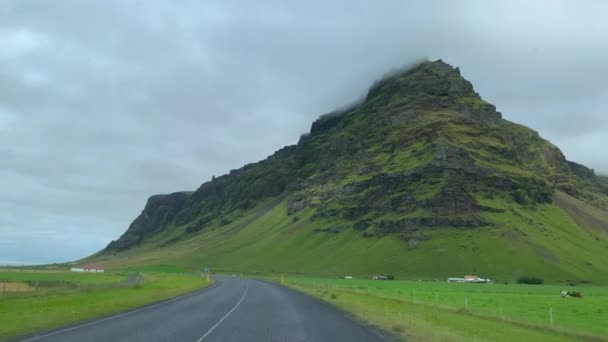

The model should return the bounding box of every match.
[0,274,142,299]
[287,279,606,338]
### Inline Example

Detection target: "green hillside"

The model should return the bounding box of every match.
[91,60,608,283]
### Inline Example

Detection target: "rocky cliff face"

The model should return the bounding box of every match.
[106,191,192,250]
[104,60,608,252]
[567,161,595,179]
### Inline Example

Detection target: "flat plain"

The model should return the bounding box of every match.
[0,270,211,341]
[285,277,608,341]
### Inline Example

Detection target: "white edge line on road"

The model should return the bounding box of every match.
[197,282,249,342]
[19,282,218,342]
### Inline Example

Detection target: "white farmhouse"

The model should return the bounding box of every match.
[448,275,491,283]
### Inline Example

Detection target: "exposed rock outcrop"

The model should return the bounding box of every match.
[103,60,607,252]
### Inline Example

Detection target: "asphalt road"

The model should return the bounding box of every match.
[18,276,385,342]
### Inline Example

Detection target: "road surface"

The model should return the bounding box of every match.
[17,276,386,342]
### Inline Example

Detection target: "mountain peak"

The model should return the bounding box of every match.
[363,59,501,123]
[414,58,461,74]
[367,59,474,100]
[308,60,502,137]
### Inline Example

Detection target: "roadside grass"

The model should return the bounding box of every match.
[284,277,608,341]
[0,271,128,299]
[0,270,123,285]
[0,272,212,341]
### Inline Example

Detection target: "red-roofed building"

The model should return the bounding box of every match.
[84,265,105,273]
[71,265,105,273]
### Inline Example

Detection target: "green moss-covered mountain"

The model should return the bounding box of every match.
[94,60,608,283]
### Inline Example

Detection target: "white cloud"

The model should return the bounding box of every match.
[0,27,47,60]
[0,106,18,131]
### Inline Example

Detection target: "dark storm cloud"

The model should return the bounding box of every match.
[1,0,607,264]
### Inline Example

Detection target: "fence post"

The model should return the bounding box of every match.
[435,292,438,305]
[549,307,553,326]
[500,304,504,320]
[412,291,416,303]
[465,297,468,311]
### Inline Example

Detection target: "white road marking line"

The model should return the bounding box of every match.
[19,283,218,342]
[197,282,249,341]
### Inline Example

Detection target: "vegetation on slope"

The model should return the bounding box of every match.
[95,60,608,283]
[94,195,608,283]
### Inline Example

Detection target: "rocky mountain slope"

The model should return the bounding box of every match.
[95,60,608,282]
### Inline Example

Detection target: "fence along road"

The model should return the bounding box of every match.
[16,276,385,342]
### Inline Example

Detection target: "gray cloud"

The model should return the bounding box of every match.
[1,0,607,264]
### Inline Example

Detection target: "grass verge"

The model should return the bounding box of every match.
[284,278,607,341]
[0,272,212,341]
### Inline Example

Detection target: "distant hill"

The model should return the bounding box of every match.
[91,60,608,283]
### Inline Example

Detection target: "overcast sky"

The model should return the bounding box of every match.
[1,0,607,265]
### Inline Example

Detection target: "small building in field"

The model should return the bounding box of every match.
[447,277,465,283]
[373,275,389,280]
[71,265,105,273]
[464,275,491,283]
[84,265,105,273]
[448,275,491,283]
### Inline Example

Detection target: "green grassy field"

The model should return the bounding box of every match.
[91,193,608,285]
[0,270,129,300]
[283,277,608,341]
[0,270,124,285]
[86,185,608,341]
[0,271,212,341]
